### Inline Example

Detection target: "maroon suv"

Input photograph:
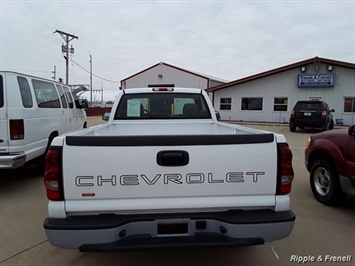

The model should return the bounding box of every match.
[305,124,355,205]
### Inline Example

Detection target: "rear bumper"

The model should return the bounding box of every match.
[44,209,295,251]
[290,119,326,128]
[0,152,26,169]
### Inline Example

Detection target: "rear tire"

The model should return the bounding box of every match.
[322,122,330,131]
[290,125,296,132]
[309,159,346,205]
[329,119,334,130]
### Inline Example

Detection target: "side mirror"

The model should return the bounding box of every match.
[330,109,335,112]
[348,125,355,136]
[215,111,221,121]
[102,112,110,121]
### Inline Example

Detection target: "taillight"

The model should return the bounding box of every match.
[290,110,295,118]
[321,111,327,118]
[277,144,294,195]
[10,119,24,140]
[44,147,63,201]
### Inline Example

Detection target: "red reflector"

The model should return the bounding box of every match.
[278,144,294,195]
[152,88,174,92]
[10,119,24,140]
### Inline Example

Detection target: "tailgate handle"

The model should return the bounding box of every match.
[157,150,189,166]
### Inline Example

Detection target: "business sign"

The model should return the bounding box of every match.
[298,74,335,88]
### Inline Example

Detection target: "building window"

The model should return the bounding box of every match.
[273,97,288,111]
[241,97,263,111]
[220,98,231,110]
[17,76,33,108]
[344,97,355,113]
[309,96,323,101]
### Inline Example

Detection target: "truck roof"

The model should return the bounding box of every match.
[123,88,203,94]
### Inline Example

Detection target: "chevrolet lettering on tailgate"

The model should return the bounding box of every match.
[75,172,266,187]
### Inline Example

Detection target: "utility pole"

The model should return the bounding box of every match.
[52,66,56,81]
[54,29,78,85]
[90,54,93,103]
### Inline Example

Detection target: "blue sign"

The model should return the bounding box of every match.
[298,74,335,88]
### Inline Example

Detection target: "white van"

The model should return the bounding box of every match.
[0,71,88,169]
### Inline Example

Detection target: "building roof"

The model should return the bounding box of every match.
[120,62,229,85]
[206,56,355,92]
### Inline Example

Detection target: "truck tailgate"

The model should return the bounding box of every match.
[62,134,277,213]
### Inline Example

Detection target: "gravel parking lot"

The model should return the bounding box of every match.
[0,117,354,266]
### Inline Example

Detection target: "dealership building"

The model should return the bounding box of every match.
[207,57,355,126]
[120,57,355,126]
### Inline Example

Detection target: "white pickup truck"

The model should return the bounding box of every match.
[43,87,295,251]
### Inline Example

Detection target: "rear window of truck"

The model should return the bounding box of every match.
[114,93,211,119]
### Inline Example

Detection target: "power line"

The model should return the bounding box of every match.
[3,36,59,55]
[71,59,120,84]
[5,33,54,47]
[3,39,59,55]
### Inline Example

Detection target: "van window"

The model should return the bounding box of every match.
[72,93,81,109]
[0,75,3,108]
[32,79,61,108]
[56,85,68,108]
[17,76,33,108]
[63,86,74,108]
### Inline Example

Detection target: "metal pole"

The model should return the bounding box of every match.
[54,30,78,85]
[66,37,69,84]
[90,55,93,103]
[52,66,56,80]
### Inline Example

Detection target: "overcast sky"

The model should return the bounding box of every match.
[1,0,354,97]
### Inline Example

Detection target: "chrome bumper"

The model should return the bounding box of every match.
[0,153,26,169]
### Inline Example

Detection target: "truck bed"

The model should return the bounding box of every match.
[70,120,266,137]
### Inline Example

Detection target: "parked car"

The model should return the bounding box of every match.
[289,101,334,132]
[305,125,355,205]
[0,71,87,169]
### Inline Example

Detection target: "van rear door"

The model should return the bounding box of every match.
[0,74,9,152]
